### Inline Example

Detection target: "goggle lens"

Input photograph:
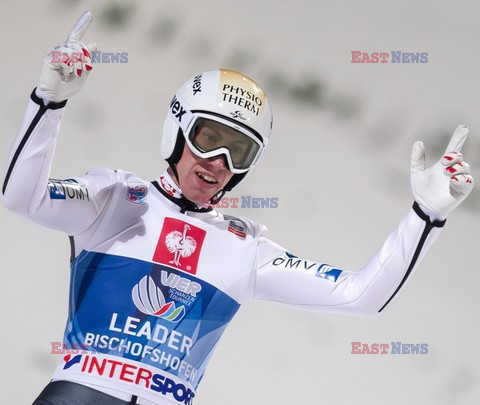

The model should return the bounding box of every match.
[189,118,260,170]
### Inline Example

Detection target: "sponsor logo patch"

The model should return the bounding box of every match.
[272,252,343,282]
[159,176,179,197]
[218,70,265,118]
[61,353,196,404]
[63,354,83,369]
[316,264,343,282]
[229,110,247,121]
[127,185,147,204]
[227,220,246,239]
[153,218,206,275]
[192,73,202,96]
[48,178,89,201]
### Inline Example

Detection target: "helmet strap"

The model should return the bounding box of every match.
[224,172,248,192]
[209,189,226,205]
[166,128,186,185]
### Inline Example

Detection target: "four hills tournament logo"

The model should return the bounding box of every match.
[132,275,186,322]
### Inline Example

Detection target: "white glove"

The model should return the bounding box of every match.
[411,125,474,220]
[38,11,96,103]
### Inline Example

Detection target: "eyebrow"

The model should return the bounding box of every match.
[204,126,244,142]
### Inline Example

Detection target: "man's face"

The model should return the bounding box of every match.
[171,143,234,204]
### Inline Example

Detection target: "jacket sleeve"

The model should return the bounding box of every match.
[253,204,445,315]
[2,89,115,236]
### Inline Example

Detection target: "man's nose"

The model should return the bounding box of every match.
[207,154,227,169]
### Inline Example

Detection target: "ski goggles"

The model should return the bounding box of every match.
[184,113,264,174]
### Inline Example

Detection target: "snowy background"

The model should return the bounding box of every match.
[1,1,479,404]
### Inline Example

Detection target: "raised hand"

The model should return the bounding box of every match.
[411,125,474,220]
[38,11,96,102]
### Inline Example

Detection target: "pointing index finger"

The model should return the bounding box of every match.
[67,11,92,42]
[444,125,469,155]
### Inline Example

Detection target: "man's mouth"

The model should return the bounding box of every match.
[196,172,218,184]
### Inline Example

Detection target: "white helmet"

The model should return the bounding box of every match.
[161,69,273,192]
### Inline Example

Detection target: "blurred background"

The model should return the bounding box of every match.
[1,1,479,404]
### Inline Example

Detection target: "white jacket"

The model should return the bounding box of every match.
[2,91,446,405]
